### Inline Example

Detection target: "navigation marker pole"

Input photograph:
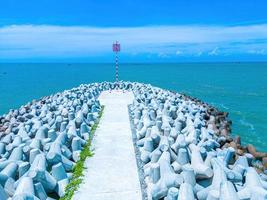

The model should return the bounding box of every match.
[112,41,120,89]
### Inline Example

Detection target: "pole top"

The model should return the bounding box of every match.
[112,41,120,52]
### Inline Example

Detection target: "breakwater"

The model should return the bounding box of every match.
[0,81,266,200]
[128,83,267,199]
[0,83,104,199]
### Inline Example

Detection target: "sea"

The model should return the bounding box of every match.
[0,63,266,152]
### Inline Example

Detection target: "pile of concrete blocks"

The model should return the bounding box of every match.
[1,81,266,200]
[129,83,267,200]
[0,83,103,199]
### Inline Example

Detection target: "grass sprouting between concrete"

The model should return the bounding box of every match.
[60,105,104,200]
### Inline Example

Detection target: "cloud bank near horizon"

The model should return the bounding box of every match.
[1,24,267,61]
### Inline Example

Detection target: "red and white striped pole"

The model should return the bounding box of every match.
[112,41,120,85]
[115,51,119,82]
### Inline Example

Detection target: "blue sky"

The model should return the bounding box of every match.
[0,0,267,62]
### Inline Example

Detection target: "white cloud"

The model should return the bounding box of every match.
[195,51,203,57]
[247,49,267,55]
[158,52,169,58]
[176,50,182,55]
[208,47,219,55]
[1,24,267,59]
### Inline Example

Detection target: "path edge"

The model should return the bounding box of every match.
[60,105,105,200]
[128,104,148,200]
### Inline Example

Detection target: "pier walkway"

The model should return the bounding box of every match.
[73,90,142,200]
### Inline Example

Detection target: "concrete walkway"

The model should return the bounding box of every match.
[73,90,142,200]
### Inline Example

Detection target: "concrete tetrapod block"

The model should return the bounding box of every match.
[48,129,57,142]
[6,146,23,164]
[46,142,74,171]
[151,132,161,147]
[197,157,225,200]
[0,162,17,196]
[1,162,18,179]
[140,138,154,164]
[215,154,243,183]
[178,183,194,200]
[61,145,72,159]
[80,122,90,135]
[13,177,39,200]
[171,134,186,153]
[0,175,15,197]
[223,147,235,165]
[172,148,189,173]
[28,154,57,193]
[60,122,67,133]
[151,152,183,200]
[150,149,162,163]
[150,163,160,184]
[51,163,68,181]
[189,144,213,179]
[29,138,42,150]
[220,180,239,200]
[0,184,8,200]
[164,187,179,200]
[238,167,267,199]
[29,148,41,164]
[181,164,204,193]
[0,142,6,155]
[56,178,69,197]
[71,137,82,151]
[34,182,48,200]
[6,136,22,151]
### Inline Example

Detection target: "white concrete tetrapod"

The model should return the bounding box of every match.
[164,187,179,200]
[34,182,48,200]
[220,180,239,200]
[151,152,183,200]
[172,148,190,173]
[238,167,267,200]
[189,144,213,179]
[197,158,226,200]
[0,184,8,200]
[178,183,194,200]
[13,177,39,200]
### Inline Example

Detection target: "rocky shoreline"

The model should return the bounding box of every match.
[0,81,266,200]
[179,92,267,173]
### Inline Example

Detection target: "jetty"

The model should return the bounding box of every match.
[0,82,266,200]
[73,90,142,200]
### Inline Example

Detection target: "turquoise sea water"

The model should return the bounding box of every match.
[0,63,266,151]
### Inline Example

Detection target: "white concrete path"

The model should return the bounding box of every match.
[73,90,142,200]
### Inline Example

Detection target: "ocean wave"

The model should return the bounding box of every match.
[239,118,255,131]
[219,103,229,110]
[239,92,265,97]
[202,84,225,90]
[210,102,229,110]
[232,110,243,116]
